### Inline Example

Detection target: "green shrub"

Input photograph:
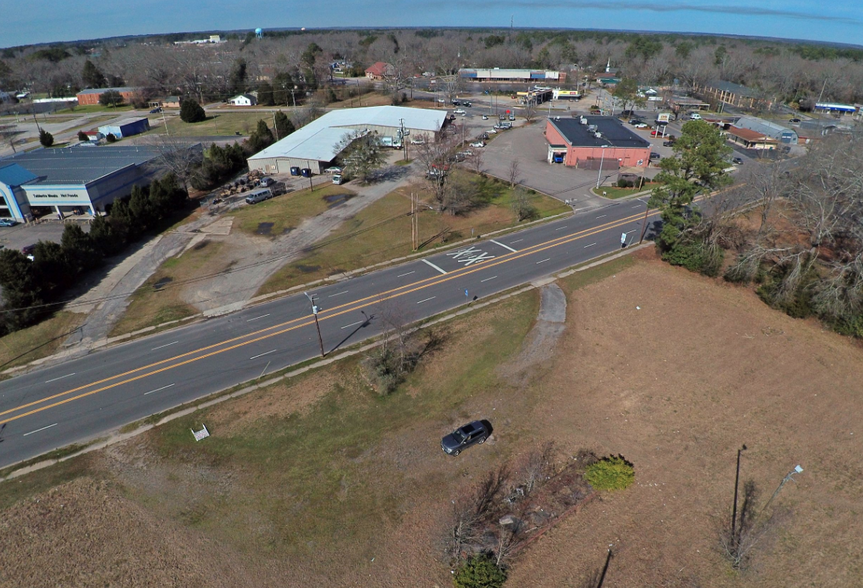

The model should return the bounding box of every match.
[454,553,507,588]
[585,455,635,491]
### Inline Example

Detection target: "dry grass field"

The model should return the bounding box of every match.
[1,250,861,587]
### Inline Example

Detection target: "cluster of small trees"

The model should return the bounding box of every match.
[190,143,247,191]
[0,174,188,334]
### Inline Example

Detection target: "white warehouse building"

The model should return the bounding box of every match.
[247,106,447,175]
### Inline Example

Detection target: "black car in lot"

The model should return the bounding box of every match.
[441,420,490,456]
[732,157,744,165]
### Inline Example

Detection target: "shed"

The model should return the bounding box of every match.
[98,117,151,139]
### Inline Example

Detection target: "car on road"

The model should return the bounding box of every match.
[452,99,460,106]
[0,218,17,227]
[441,420,490,456]
[789,118,801,123]
[454,108,466,115]
[469,141,485,148]
[732,157,744,165]
[662,140,674,147]
[463,101,472,107]
[149,107,162,113]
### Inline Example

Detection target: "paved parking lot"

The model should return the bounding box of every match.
[0,221,76,253]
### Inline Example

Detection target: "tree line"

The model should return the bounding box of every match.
[0,174,188,335]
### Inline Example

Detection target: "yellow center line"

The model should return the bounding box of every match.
[2,206,660,424]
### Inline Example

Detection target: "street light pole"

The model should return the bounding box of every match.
[595,146,608,190]
[304,292,325,357]
[731,444,747,547]
[760,465,804,517]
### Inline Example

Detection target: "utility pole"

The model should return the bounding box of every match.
[638,199,650,244]
[161,109,170,136]
[304,292,325,357]
[731,444,747,548]
[272,111,279,141]
[760,465,803,518]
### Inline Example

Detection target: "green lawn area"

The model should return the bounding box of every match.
[231,184,356,237]
[0,311,85,372]
[156,112,278,138]
[55,104,135,115]
[258,172,569,295]
[594,182,657,200]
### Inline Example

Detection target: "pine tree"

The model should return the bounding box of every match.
[180,98,206,123]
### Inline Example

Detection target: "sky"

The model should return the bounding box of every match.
[1,0,861,49]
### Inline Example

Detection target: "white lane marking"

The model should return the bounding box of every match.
[422,259,447,274]
[510,239,524,244]
[45,373,76,384]
[555,226,568,231]
[416,296,436,304]
[632,205,642,209]
[490,239,517,253]
[397,270,415,277]
[481,276,498,283]
[595,214,607,218]
[536,258,551,264]
[151,340,179,350]
[584,242,597,248]
[625,230,637,234]
[144,383,176,396]
[246,313,271,322]
[23,423,58,437]
[341,320,364,330]
[250,349,278,360]
[328,290,349,298]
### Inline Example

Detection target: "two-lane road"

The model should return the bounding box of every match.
[0,198,658,469]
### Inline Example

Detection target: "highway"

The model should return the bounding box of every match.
[0,197,658,469]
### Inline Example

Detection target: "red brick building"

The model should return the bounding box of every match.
[76,87,142,106]
[365,62,394,80]
[545,116,651,169]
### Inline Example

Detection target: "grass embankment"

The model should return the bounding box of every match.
[0,311,85,372]
[142,288,541,555]
[258,172,569,295]
[230,184,355,237]
[594,182,658,200]
[109,240,229,337]
[56,104,135,115]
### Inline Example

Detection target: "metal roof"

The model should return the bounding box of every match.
[549,116,650,149]
[0,163,38,187]
[249,106,447,163]
[2,146,162,184]
[734,116,797,140]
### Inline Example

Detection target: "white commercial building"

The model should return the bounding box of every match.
[247,106,447,175]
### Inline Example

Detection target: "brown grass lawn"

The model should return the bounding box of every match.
[3,250,862,587]
[257,173,569,295]
[230,183,355,237]
[0,311,85,372]
[109,240,230,336]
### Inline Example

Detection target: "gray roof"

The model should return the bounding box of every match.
[76,86,140,95]
[708,81,761,99]
[549,116,651,149]
[2,146,162,185]
[249,106,447,163]
[734,116,797,139]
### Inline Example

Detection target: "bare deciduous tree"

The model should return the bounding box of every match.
[508,159,521,188]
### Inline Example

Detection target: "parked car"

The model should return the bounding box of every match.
[732,157,744,165]
[149,107,162,114]
[650,152,661,161]
[662,140,674,147]
[332,174,344,185]
[629,118,644,126]
[441,421,490,456]
[259,177,275,187]
[324,166,342,174]
[469,141,485,148]
[789,118,801,123]
[482,114,489,120]
[633,122,649,129]
[487,128,497,134]
[552,153,564,164]
[689,112,702,120]
[463,101,472,107]
[454,108,466,115]
[245,188,273,204]
[499,122,512,130]
[0,218,17,227]
[650,129,663,136]
[479,132,490,140]
[410,137,425,145]
[21,244,36,255]
[452,99,460,106]
[508,114,515,121]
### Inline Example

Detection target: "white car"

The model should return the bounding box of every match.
[633,122,649,129]
[482,114,489,120]
[469,141,485,148]
[454,108,466,115]
[410,137,426,145]
[488,128,497,134]
[323,166,342,174]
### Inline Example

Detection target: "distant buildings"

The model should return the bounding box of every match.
[229,94,257,106]
[365,62,394,80]
[545,116,650,169]
[693,80,770,110]
[458,68,565,83]
[76,86,142,106]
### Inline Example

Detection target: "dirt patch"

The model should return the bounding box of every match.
[153,276,173,290]
[323,193,355,208]
[255,222,274,235]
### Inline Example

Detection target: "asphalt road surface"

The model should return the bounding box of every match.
[0,198,662,468]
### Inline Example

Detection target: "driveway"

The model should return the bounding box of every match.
[0,221,75,253]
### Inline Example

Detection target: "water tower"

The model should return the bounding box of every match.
[255,27,263,39]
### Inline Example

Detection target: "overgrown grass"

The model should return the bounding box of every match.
[558,254,637,294]
[230,184,355,237]
[0,454,96,510]
[0,311,85,372]
[146,290,541,554]
[155,111,276,138]
[56,104,135,114]
[110,240,229,337]
[258,173,568,295]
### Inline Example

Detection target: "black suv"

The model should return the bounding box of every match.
[441,421,490,456]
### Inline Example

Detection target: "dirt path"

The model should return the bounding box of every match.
[181,162,416,314]
[499,283,567,383]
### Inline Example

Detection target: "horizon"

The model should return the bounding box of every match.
[1,0,860,49]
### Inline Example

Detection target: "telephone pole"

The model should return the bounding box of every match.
[304,292,325,357]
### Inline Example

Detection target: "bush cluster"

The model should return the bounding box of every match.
[0,174,188,335]
[585,455,635,491]
[454,553,507,588]
[190,143,247,190]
